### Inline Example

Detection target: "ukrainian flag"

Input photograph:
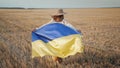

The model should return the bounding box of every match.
[32,23,84,58]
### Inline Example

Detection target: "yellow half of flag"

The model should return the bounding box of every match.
[32,34,84,58]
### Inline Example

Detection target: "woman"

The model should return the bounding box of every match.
[49,9,77,63]
[33,9,82,63]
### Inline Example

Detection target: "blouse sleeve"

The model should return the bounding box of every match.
[63,20,77,30]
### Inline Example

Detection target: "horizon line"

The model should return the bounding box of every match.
[0,7,120,9]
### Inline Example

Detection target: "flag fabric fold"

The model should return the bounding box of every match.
[32,23,84,58]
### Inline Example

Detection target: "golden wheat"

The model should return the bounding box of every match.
[0,8,120,68]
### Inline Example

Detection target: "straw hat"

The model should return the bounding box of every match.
[51,9,66,16]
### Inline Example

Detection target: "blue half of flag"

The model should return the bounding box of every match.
[32,23,81,43]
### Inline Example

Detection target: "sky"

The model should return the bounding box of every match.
[0,0,120,8]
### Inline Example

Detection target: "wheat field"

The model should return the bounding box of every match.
[0,8,120,68]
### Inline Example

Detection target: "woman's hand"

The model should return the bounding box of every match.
[77,29,81,32]
[32,28,37,32]
[77,29,83,35]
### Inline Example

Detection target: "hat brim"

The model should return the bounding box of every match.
[51,12,66,16]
